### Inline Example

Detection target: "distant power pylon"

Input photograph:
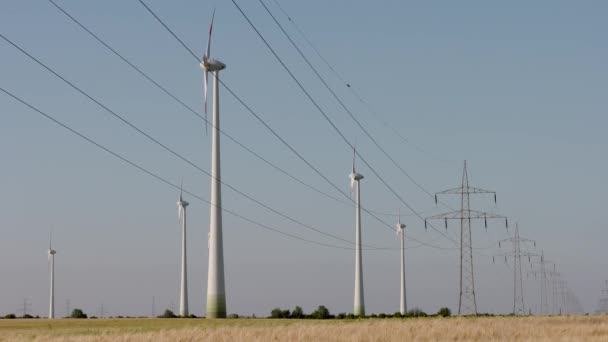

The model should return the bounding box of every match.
[494,223,538,315]
[595,280,608,314]
[21,298,31,317]
[529,255,559,315]
[426,161,507,315]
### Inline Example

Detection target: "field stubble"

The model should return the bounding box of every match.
[1,315,608,341]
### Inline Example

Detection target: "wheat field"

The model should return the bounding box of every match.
[1,316,608,341]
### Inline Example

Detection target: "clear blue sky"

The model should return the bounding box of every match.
[1,0,606,317]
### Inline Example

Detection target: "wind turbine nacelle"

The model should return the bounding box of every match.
[350,172,364,181]
[48,250,56,255]
[178,200,189,207]
[200,58,226,72]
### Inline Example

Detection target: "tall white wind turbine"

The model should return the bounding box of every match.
[395,211,407,315]
[200,10,227,318]
[349,147,365,316]
[177,185,189,317]
[48,234,57,319]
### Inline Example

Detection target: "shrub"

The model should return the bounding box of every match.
[346,313,356,319]
[22,314,34,319]
[310,306,331,319]
[437,307,451,317]
[228,314,239,319]
[71,309,86,319]
[158,309,177,318]
[270,308,290,319]
[407,308,427,317]
[393,312,403,318]
[70,309,87,319]
[4,314,16,319]
[291,306,304,319]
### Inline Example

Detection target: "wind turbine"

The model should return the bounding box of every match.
[395,211,407,315]
[177,185,189,317]
[48,234,57,319]
[200,10,227,318]
[349,147,365,316]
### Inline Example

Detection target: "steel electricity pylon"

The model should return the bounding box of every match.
[494,223,538,315]
[595,280,608,314]
[426,160,507,315]
[529,254,559,315]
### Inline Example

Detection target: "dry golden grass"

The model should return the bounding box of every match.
[1,316,608,341]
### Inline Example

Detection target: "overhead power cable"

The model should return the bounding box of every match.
[228,0,458,247]
[134,0,452,250]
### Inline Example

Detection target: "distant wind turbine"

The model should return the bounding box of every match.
[200,10,227,318]
[177,185,189,317]
[349,147,365,316]
[48,234,57,319]
[395,211,407,315]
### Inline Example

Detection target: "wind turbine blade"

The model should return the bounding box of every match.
[205,8,216,60]
[352,146,356,173]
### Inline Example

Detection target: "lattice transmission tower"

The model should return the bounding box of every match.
[529,255,559,315]
[595,280,608,314]
[494,223,538,315]
[426,161,507,315]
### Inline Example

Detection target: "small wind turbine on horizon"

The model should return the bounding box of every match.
[395,211,407,315]
[48,234,57,319]
[349,147,365,316]
[177,184,189,317]
[200,9,227,319]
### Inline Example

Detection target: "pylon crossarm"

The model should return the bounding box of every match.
[435,186,463,196]
[436,186,496,196]
[426,209,505,220]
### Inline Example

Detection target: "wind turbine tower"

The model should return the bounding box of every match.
[177,187,189,317]
[201,11,227,318]
[396,212,406,315]
[48,235,57,319]
[349,147,365,316]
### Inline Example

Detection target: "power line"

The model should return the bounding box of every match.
[228,0,458,247]
[0,31,376,249]
[133,0,454,250]
[268,0,456,165]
